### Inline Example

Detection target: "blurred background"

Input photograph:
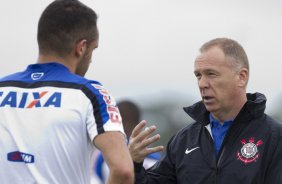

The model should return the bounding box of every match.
[1,0,282,146]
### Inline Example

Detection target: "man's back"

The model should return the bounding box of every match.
[0,63,124,183]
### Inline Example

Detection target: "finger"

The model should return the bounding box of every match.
[143,127,151,140]
[131,120,147,138]
[135,125,157,143]
[141,134,161,148]
[146,146,165,154]
[142,125,157,141]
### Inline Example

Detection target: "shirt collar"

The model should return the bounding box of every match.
[27,62,70,72]
[209,113,234,128]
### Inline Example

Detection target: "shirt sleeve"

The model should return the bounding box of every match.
[135,136,177,184]
[84,82,125,141]
[264,123,282,183]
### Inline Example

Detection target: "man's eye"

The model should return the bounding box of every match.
[195,74,201,79]
[208,73,216,76]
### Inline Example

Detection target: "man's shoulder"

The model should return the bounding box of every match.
[81,81,116,104]
[0,71,113,109]
[264,114,282,133]
[82,81,104,92]
[0,72,25,82]
[177,122,201,135]
[169,122,201,144]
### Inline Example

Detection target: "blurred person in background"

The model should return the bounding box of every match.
[0,0,133,183]
[93,100,161,183]
[128,38,282,184]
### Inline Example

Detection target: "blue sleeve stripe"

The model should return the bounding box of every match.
[95,153,105,181]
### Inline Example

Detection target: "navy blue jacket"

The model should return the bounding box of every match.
[135,93,282,184]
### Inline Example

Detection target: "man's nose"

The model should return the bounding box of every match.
[198,76,209,89]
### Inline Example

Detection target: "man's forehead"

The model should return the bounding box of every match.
[195,48,227,66]
[194,54,222,67]
[194,62,219,73]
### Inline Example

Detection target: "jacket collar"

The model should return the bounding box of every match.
[183,92,266,126]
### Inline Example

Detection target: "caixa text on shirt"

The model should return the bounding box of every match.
[0,91,61,108]
[7,151,35,163]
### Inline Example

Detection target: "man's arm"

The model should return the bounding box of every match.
[94,131,134,184]
[264,124,282,183]
[128,121,177,183]
[128,120,164,163]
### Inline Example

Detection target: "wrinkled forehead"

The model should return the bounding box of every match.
[194,49,236,74]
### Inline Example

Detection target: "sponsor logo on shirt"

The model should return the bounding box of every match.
[0,91,61,108]
[237,137,263,164]
[7,151,35,163]
[92,84,121,123]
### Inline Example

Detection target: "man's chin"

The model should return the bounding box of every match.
[204,103,217,113]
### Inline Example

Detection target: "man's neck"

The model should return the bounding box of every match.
[37,54,76,74]
[212,94,247,124]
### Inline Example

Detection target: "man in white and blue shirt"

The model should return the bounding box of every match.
[0,1,133,183]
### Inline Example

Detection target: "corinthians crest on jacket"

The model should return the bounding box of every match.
[237,137,263,164]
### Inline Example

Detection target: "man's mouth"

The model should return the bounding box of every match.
[202,96,214,102]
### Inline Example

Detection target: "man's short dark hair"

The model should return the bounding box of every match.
[37,0,98,57]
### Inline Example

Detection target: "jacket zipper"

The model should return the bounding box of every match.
[215,147,225,184]
[205,125,220,184]
[206,123,227,184]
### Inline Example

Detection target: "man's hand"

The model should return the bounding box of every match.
[128,120,164,163]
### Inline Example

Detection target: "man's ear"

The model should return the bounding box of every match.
[237,68,249,87]
[75,39,87,57]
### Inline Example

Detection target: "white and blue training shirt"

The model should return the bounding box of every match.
[0,63,124,184]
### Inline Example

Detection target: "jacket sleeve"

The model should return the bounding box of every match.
[264,124,282,183]
[134,136,177,184]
